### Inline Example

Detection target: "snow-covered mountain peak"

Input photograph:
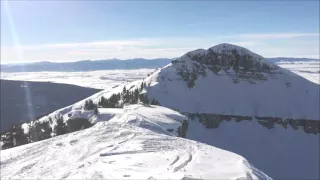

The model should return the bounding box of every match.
[181,43,263,60]
[209,43,255,52]
[143,44,319,120]
[155,43,284,92]
[177,43,277,76]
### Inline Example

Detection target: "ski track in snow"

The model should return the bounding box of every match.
[99,133,136,157]
[173,152,193,173]
[169,156,180,166]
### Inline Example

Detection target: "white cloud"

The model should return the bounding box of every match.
[15,40,151,50]
[1,33,319,63]
[220,33,319,40]
[239,33,319,40]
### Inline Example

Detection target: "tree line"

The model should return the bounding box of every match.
[98,82,160,108]
[1,81,162,150]
[1,114,93,150]
[185,113,320,134]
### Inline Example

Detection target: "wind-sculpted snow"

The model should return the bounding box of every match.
[0,105,270,180]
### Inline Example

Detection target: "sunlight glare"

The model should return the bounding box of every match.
[4,1,36,127]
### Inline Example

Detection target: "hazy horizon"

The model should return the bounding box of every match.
[1,56,320,65]
[1,1,319,64]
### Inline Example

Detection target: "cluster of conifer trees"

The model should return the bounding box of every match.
[98,82,160,108]
[1,82,164,150]
[1,114,93,149]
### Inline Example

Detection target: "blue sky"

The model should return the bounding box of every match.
[1,1,319,63]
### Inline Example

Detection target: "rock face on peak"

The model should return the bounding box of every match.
[172,43,279,87]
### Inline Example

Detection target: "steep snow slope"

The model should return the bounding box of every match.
[144,43,319,120]
[186,119,320,179]
[0,105,270,180]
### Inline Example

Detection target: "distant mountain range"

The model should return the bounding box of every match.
[1,57,318,72]
[267,57,319,63]
[0,58,172,72]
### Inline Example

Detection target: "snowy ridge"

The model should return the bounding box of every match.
[0,105,270,180]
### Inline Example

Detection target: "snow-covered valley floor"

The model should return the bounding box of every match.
[1,105,270,180]
[276,61,319,84]
[1,60,318,90]
[0,69,155,90]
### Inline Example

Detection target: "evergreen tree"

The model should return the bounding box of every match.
[67,118,92,132]
[93,106,99,115]
[11,125,28,146]
[48,117,53,124]
[99,96,106,107]
[28,122,41,142]
[177,120,189,138]
[89,100,94,110]
[150,98,160,105]
[139,94,149,104]
[84,99,95,110]
[39,121,52,140]
[140,82,144,92]
[29,121,52,142]
[122,86,127,95]
[100,96,109,108]
[84,99,98,113]
[134,89,139,103]
[54,115,67,136]
[109,94,118,108]
[84,100,89,110]
[2,131,14,149]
